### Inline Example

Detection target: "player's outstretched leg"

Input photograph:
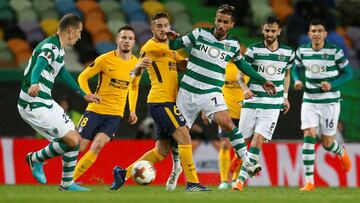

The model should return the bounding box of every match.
[166,166,182,191]
[166,141,182,191]
[337,146,351,172]
[110,166,127,190]
[59,182,90,191]
[186,182,212,192]
[25,152,46,184]
[59,147,90,191]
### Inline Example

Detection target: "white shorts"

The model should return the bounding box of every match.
[176,88,228,128]
[18,101,75,141]
[301,102,340,136]
[238,108,280,140]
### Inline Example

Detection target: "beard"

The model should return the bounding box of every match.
[265,37,277,45]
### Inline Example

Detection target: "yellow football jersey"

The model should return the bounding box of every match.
[78,50,140,117]
[140,39,184,103]
[222,62,249,119]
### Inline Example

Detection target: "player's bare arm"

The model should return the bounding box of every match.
[128,112,138,125]
[134,57,152,76]
[237,71,255,99]
[283,69,291,114]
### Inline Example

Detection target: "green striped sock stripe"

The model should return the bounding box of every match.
[305,172,314,176]
[304,136,316,144]
[249,147,260,155]
[302,149,315,154]
[62,155,78,162]
[41,149,51,160]
[61,177,73,182]
[63,166,76,172]
[49,142,61,156]
[35,152,44,162]
[303,160,314,165]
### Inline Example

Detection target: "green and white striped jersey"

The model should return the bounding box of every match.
[243,42,295,109]
[174,27,243,94]
[19,35,65,108]
[295,42,349,104]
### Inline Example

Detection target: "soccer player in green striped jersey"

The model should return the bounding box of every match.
[292,19,353,191]
[17,14,100,191]
[232,16,294,191]
[166,4,277,177]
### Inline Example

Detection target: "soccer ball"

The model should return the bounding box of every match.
[131,160,156,185]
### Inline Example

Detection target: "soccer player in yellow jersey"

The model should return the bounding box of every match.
[111,12,209,192]
[217,62,249,190]
[73,26,151,181]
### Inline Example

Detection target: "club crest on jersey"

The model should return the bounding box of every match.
[200,44,226,60]
[223,43,231,51]
[278,54,286,61]
[129,70,135,79]
[322,53,328,60]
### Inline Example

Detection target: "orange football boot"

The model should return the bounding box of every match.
[300,183,315,191]
[338,147,352,173]
[232,180,243,191]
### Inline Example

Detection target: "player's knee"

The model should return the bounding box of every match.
[91,140,107,154]
[65,130,81,149]
[220,139,230,150]
[173,126,191,145]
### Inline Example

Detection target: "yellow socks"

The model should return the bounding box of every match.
[232,159,242,182]
[179,144,199,183]
[219,148,230,183]
[125,148,165,179]
[73,150,98,181]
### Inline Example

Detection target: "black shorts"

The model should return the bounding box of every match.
[148,102,187,140]
[77,111,122,140]
[218,118,239,138]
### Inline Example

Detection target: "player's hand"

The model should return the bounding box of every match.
[243,89,256,99]
[294,80,303,90]
[128,112,138,125]
[201,111,210,125]
[321,81,331,92]
[263,81,277,95]
[166,30,180,40]
[28,84,40,97]
[84,94,101,103]
[283,98,290,114]
[140,57,152,68]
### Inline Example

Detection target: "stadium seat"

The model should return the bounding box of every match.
[9,0,31,13]
[99,0,120,16]
[85,20,108,35]
[272,4,294,21]
[41,19,59,37]
[130,21,150,36]
[121,0,142,15]
[193,21,213,28]
[95,41,117,54]
[17,9,38,22]
[165,1,187,16]
[18,20,41,35]
[7,38,31,55]
[127,10,148,23]
[33,0,55,13]
[142,0,166,18]
[77,0,100,14]
[40,9,59,20]
[107,19,127,36]
[92,31,113,44]
[106,11,126,21]
[15,50,32,66]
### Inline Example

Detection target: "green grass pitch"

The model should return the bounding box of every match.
[1,185,360,203]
